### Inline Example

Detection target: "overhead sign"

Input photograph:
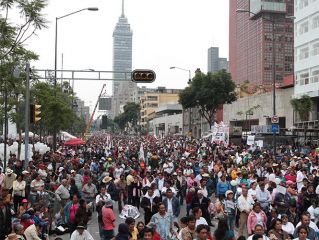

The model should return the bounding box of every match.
[271,115,279,124]
[251,125,273,134]
[247,135,255,146]
[99,97,112,111]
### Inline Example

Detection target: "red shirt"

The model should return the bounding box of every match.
[102,207,115,230]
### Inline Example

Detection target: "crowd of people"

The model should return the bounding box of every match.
[0,133,318,240]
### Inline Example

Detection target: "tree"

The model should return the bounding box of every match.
[114,102,141,131]
[290,95,313,122]
[179,70,237,128]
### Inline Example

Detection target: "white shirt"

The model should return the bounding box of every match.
[157,178,164,191]
[167,198,173,214]
[95,193,111,204]
[114,167,124,179]
[282,222,295,235]
[247,235,269,240]
[195,217,208,227]
[70,229,94,240]
[237,194,254,213]
[296,220,319,232]
[163,162,174,174]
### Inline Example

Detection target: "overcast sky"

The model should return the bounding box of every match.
[27,0,229,109]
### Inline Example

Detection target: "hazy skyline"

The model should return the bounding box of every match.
[26,0,229,110]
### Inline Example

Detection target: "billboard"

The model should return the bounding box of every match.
[99,98,112,111]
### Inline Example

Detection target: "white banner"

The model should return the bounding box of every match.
[246,135,255,146]
[211,122,229,147]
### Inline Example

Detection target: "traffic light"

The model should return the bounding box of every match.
[30,104,41,124]
[131,69,156,83]
[101,115,108,129]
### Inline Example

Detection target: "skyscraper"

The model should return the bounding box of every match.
[207,47,229,73]
[229,0,294,85]
[112,0,137,117]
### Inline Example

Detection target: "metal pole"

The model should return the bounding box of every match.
[3,79,8,170]
[189,108,192,134]
[272,19,277,155]
[53,17,58,152]
[25,63,30,167]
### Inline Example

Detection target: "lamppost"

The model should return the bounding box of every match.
[236,9,294,155]
[170,66,192,135]
[53,7,98,151]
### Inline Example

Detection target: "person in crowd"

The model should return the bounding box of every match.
[75,199,90,227]
[268,218,290,240]
[136,221,145,239]
[196,224,210,240]
[163,188,180,220]
[256,182,272,212]
[216,175,230,200]
[13,223,26,240]
[114,223,131,240]
[247,224,270,240]
[149,202,174,240]
[12,174,26,213]
[224,190,236,233]
[141,227,154,240]
[3,168,17,193]
[0,196,12,240]
[237,187,254,238]
[191,190,212,226]
[63,194,79,235]
[180,215,197,240]
[82,178,98,211]
[293,226,310,240]
[281,213,295,236]
[212,219,235,240]
[247,202,268,236]
[125,217,138,240]
[30,173,44,205]
[294,213,318,240]
[70,224,94,240]
[55,179,70,209]
[141,188,160,224]
[131,175,143,210]
[192,207,208,227]
[23,221,43,240]
[102,198,116,240]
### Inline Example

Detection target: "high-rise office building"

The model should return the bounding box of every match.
[112,0,137,117]
[229,0,294,85]
[294,0,319,101]
[207,47,229,73]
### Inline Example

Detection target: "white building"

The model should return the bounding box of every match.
[294,0,319,98]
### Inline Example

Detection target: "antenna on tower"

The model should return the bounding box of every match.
[121,0,125,17]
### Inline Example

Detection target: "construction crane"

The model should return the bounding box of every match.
[83,84,106,138]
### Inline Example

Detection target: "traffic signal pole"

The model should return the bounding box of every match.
[25,63,30,167]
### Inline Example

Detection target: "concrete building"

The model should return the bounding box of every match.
[294,0,319,99]
[223,86,294,133]
[229,0,294,85]
[73,98,90,123]
[149,104,183,137]
[139,88,180,129]
[207,47,229,73]
[112,0,137,117]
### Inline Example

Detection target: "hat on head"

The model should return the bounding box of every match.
[225,190,233,197]
[202,173,210,178]
[5,168,13,174]
[76,225,86,229]
[22,198,28,203]
[71,170,76,174]
[172,172,177,176]
[197,190,204,195]
[58,167,64,172]
[104,198,113,207]
[22,170,30,175]
[5,233,18,240]
[102,176,112,184]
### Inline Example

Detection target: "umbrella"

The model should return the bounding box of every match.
[119,205,140,219]
[64,138,85,146]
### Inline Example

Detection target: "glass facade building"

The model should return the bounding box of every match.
[112,2,137,117]
[229,0,294,85]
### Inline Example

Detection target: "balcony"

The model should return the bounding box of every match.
[250,0,286,16]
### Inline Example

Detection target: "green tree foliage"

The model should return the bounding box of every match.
[0,0,47,145]
[179,70,237,128]
[31,81,86,135]
[290,95,313,121]
[114,102,140,131]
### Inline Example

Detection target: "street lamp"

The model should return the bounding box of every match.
[236,9,294,155]
[170,66,192,135]
[170,66,191,84]
[53,7,98,151]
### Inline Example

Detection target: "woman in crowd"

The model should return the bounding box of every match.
[12,174,26,213]
[125,217,138,240]
[268,218,290,240]
[247,202,268,236]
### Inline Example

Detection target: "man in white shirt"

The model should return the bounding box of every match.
[70,225,94,240]
[237,187,254,238]
[163,159,174,175]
